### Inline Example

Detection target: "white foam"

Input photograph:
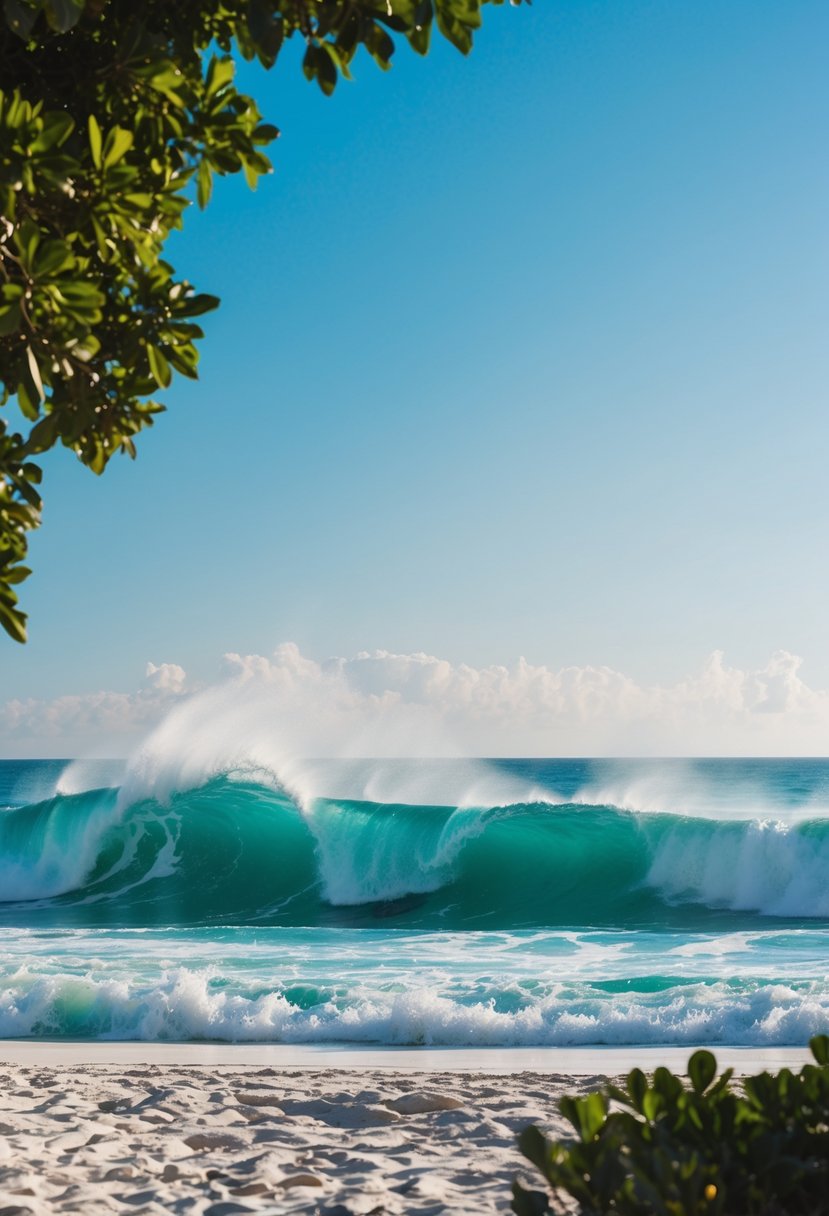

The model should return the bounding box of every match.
[56,760,125,797]
[672,932,755,957]
[306,800,500,906]
[110,657,555,818]
[646,817,829,918]
[0,792,123,902]
[0,967,827,1046]
[573,760,806,821]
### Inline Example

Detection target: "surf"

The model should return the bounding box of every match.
[2,773,829,930]
[2,921,828,1044]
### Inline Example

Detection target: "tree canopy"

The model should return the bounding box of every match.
[0,0,520,642]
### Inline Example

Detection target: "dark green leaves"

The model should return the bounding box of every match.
[42,0,84,32]
[102,126,134,169]
[516,1125,551,1174]
[0,422,41,642]
[511,1179,550,1216]
[513,1045,829,1216]
[5,0,85,37]
[3,0,38,40]
[175,292,220,318]
[146,345,171,390]
[0,13,279,637]
[0,0,523,638]
[205,54,236,101]
[810,1034,829,1066]
[88,113,102,168]
[245,0,284,67]
[688,1049,717,1095]
[560,1091,607,1143]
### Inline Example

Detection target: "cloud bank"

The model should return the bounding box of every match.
[3,644,829,758]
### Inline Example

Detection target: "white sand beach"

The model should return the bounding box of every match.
[0,1046,813,1215]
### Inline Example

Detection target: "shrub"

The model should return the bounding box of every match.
[512,1035,829,1216]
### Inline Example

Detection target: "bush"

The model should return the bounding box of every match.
[512,1035,829,1216]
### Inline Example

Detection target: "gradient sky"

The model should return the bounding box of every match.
[2,0,828,711]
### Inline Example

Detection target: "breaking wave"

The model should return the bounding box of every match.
[1,965,826,1045]
[2,773,829,929]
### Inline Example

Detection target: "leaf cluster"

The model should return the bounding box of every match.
[0,0,524,641]
[512,1036,829,1216]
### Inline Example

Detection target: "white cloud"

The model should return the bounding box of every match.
[2,644,829,758]
[1,662,191,757]
[144,661,188,694]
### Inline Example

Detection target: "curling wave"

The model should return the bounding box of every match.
[2,775,829,929]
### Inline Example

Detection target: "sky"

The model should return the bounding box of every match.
[2,0,828,756]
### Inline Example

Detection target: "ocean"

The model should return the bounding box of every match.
[0,756,827,1046]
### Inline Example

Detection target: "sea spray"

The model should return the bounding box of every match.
[2,756,829,1045]
[2,772,829,929]
[0,924,827,1045]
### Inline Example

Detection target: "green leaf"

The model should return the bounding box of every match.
[196,159,213,209]
[102,126,134,169]
[3,565,31,585]
[43,0,83,33]
[516,1125,550,1175]
[3,0,38,40]
[415,0,434,27]
[25,414,59,452]
[627,1068,648,1111]
[86,439,107,474]
[0,597,27,643]
[18,218,41,268]
[57,281,105,306]
[146,64,186,105]
[408,21,432,55]
[0,0,520,644]
[31,110,74,151]
[511,1179,550,1216]
[653,1066,684,1101]
[176,292,220,317]
[688,1050,718,1095]
[252,122,279,144]
[88,113,102,169]
[560,1092,607,1143]
[121,192,154,209]
[706,1067,734,1098]
[810,1035,829,1066]
[33,238,73,278]
[17,381,39,420]
[146,344,171,388]
[205,55,235,99]
[247,0,284,65]
[0,300,22,336]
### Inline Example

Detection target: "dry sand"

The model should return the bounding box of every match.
[0,1046,812,1215]
[0,1062,583,1215]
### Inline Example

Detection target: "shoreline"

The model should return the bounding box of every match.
[0,1040,814,1073]
[0,1045,817,1212]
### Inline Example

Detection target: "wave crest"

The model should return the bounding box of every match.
[2,775,829,929]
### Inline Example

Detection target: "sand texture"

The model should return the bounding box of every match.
[0,1064,605,1214]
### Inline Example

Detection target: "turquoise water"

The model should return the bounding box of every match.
[0,757,827,1044]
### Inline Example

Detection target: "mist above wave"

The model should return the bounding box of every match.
[3,773,829,929]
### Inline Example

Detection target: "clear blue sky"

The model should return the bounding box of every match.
[3,0,828,702]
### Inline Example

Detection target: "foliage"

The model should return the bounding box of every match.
[512,1035,829,1216]
[0,0,522,641]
